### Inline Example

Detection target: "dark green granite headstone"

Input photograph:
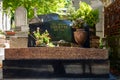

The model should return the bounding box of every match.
[49,20,72,42]
[29,20,73,47]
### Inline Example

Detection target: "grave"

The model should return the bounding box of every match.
[3,47,109,78]
[10,6,28,48]
[4,10,109,79]
[3,23,110,79]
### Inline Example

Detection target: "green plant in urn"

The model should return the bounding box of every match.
[29,27,55,47]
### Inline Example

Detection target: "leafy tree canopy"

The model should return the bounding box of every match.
[3,0,69,19]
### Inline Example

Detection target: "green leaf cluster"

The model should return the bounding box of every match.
[3,0,67,19]
[76,1,92,19]
[30,28,54,47]
[0,30,4,34]
[67,1,99,27]
[85,8,99,27]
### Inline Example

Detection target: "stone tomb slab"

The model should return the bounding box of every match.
[3,47,109,78]
[5,47,108,60]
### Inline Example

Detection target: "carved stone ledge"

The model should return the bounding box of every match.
[5,47,108,60]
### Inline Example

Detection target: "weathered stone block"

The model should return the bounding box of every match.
[5,47,108,60]
[10,36,28,48]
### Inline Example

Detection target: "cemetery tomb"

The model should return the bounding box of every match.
[3,47,109,78]
[9,6,28,48]
[4,9,109,79]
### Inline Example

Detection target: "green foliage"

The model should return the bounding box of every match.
[0,30,4,34]
[72,18,84,28]
[76,1,92,19]
[85,9,99,27]
[29,27,55,47]
[67,1,99,27]
[99,38,104,49]
[3,0,67,19]
[66,5,76,21]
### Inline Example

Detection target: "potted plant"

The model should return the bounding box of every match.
[29,27,55,47]
[72,18,87,46]
[67,1,99,30]
[67,1,99,46]
[85,9,99,36]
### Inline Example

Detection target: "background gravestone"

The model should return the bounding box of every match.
[15,6,28,33]
[10,6,28,48]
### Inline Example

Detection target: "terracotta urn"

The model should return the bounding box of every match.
[74,29,87,47]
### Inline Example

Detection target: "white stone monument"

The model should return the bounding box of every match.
[10,6,28,48]
[15,6,28,36]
